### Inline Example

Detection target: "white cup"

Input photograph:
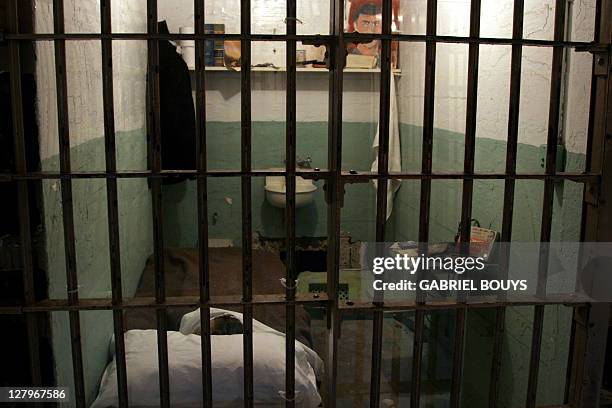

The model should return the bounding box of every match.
[179,26,195,48]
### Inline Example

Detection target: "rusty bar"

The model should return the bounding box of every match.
[569,0,611,405]
[146,1,170,406]
[450,1,481,406]
[324,0,345,405]
[0,170,598,182]
[411,0,438,406]
[369,1,393,406]
[489,0,525,405]
[4,31,601,48]
[7,0,43,392]
[5,293,596,315]
[51,1,86,405]
[239,0,254,405]
[193,0,213,406]
[285,0,297,406]
[11,294,329,312]
[458,0,481,245]
[525,0,567,406]
[99,0,129,406]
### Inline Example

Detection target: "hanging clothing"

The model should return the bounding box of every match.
[371,72,401,220]
[157,21,196,176]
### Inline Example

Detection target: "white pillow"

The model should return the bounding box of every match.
[180,308,323,377]
[91,329,322,408]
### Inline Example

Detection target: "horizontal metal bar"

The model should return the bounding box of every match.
[342,172,598,181]
[0,294,329,314]
[0,170,599,182]
[0,296,587,316]
[339,296,589,312]
[0,292,592,315]
[0,169,332,180]
[4,33,333,41]
[4,31,601,48]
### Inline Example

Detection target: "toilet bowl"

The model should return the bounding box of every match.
[264,174,317,208]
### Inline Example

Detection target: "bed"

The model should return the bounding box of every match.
[91,248,322,407]
[123,247,314,347]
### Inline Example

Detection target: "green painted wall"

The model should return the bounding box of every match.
[42,129,152,406]
[162,121,382,246]
[163,121,584,247]
[392,125,584,407]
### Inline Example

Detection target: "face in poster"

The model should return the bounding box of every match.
[347,0,400,68]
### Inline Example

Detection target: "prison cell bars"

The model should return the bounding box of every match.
[451,0,482,405]
[285,0,298,406]
[3,31,604,48]
[489,0,525,405]
[100,0,129,406]
[193,0,214,407]
[9,295,587,313]
[51,0,87,406]
[1,170,598,181]
[369,0,393,406]
[525,0,568,406]
[324,0,345,405]
[410,0,438,406]
[239,0,255,405]
[569,0,612,405]
[1,0,609,407]
[145,1,171,406]
[6,0,43,401]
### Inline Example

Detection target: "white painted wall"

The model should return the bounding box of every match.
[35,0,147,160]
[397,0,596,153]
[34,1,150,405]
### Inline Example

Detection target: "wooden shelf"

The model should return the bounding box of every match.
[188,66,401,74]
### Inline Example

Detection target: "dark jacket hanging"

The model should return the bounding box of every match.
[157,20,196,179]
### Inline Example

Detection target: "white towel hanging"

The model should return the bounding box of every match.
[371,73,402,220]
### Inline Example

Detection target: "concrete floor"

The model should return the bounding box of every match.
[309,311,452,407]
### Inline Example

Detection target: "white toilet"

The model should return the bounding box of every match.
[264,172,317,208]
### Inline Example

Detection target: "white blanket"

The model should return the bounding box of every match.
[91,312,323,407]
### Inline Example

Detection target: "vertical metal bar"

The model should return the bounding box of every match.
[146,1,170,406]
[450,1,481,406]
[193,1,213,406]
[7,0,42,393]
[370,1,393,406]
[525,1,567,406]
[411,1,437,406]
[100,1,128,406]
[489,1,524,405]
[51,1,86,405]
[569,1,611,405]
[239,0,254,405]
[285,1,297,406]
[324,0,344,405]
